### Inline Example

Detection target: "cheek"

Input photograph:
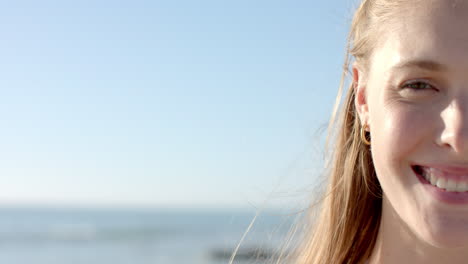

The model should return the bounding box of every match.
[371,104,435,162]
[368,103,438,193]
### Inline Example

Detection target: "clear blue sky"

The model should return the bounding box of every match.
[0,0,356,209]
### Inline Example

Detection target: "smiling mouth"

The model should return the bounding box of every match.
[412,165,468,192]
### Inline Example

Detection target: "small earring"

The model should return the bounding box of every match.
[361,123,371,145]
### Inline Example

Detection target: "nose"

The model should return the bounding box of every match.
[438,99,468,155]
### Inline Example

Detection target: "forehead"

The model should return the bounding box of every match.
[369,0,468,73]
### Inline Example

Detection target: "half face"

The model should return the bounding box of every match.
[356,0,468,249]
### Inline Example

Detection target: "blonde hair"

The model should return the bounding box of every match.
[289,1,411,263]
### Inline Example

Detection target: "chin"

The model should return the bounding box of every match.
[421,223,468,249]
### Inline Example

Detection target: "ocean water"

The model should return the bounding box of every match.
[0,207,295,264]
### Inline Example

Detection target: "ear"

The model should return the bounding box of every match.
[353,63,369,128]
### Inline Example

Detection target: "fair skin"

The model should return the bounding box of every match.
[355,1,468,263]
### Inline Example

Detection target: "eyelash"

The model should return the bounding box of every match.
[401,80,437,91]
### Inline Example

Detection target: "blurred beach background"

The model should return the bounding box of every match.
[0,206,293,264]
[0,0,353,263]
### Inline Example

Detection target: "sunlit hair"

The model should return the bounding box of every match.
[286,0,410,263]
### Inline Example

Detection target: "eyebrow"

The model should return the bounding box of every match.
[392,59,449,72]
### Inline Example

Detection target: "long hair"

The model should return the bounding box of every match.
[289,1,411,263]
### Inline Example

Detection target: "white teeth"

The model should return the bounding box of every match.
[436,178,447,189]
[430,174,437,185]
[457,182,468,192]
[447,179,457,192]
[420,166,468,192]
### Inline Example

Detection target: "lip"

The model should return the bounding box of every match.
[412,164,468,205]
[417,164,468,175]
[413,164,468,182]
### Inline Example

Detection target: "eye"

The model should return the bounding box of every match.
[401,80,437,92]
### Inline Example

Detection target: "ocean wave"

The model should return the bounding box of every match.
[0,224,177,244]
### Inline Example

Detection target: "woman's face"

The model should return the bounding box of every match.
[356,1,468,248]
